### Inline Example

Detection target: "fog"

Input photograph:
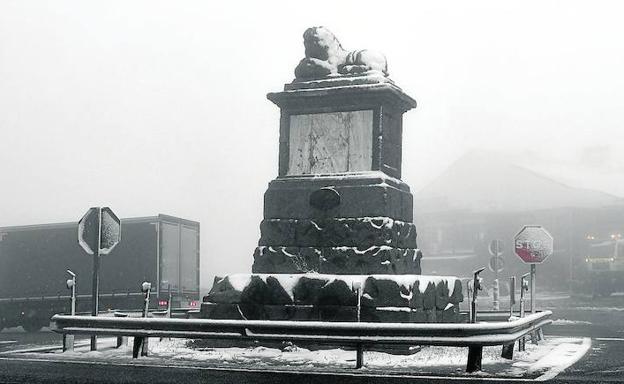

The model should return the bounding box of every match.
[1,1,623,292]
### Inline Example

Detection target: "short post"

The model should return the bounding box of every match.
[492,240,500,311]
[518,273,529,351]
[509,276,516,318]
[467,280,474,322]
[63,270,76,352]
[132,281,152,358]
[500,276,517,358]
[353,280,363,369]
[471,268,485,323]
[114,312,128,348]
[466,345,483,373]
[530,264,536,314]
[167,284,172,318]
[492,278,500,311]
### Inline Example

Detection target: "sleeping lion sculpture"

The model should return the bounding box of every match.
[294,26,389,81]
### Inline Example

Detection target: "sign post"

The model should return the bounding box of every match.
[513,225,553,314]
[488,239,504,311]
[78,207,121,351]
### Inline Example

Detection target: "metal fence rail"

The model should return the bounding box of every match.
[52,310,552,372]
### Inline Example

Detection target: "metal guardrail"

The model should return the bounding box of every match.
[52,310,552,372]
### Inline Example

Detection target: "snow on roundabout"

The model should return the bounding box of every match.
[18,335,590,380]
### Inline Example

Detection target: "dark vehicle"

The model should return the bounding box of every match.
[0,214,200,332]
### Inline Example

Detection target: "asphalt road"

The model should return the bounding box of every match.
[1,293,623,383]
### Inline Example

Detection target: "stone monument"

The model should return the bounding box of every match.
[202,27,463,323]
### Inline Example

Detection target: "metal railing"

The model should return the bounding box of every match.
[52,310,551,372]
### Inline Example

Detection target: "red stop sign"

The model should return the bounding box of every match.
[514,225,553,264]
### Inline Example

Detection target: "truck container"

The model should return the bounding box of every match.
[0,214,200,332]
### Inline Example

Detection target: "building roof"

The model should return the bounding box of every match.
[415,151,623,213]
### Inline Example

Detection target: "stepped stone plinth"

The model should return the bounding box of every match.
[201,26,463,323]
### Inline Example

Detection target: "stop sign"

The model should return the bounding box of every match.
[514,225,553,264]
[78,207,121,255]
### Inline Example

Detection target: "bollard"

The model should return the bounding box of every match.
[467,280,474,322]
[492,278,500,311]
[63,270,77,352]
[518,273,529,351]
[471,268,485,323]
[130,282,152,358]
[509,276,516,318]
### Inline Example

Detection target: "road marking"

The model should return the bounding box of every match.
[595,337,624,342]
[0,355,552,382]
[0,341,17,345]
[534,337,591,382]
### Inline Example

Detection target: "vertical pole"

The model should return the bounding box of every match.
[90,208,102,351]
[493,241,499,311]
[509,276,516,318]
[530,264,536,314]
[356,344,363,369]
[141,283,151,357]
[70,280,76,316]
[353,281,363,368]
[467,281,473,323]
[167,284,172,318]
[357,286,361,322]
[63,271,76,352]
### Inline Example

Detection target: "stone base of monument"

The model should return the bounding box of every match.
[200,274,464,323]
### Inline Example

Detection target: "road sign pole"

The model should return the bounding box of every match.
[90,208,102,351]
[493,241,499,311]
[530,264,536,314]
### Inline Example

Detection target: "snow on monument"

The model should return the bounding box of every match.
[201,27,463,323]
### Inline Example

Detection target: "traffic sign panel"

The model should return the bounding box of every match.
[514,225,553,264]
[99,207,121,254]
[489,239,504,256]
[78,208,100,255]
[78,207,121,256]
[489,256,504,272]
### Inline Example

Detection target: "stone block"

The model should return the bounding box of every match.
[263,175,414,222]
[409,310,428,323]
[252,246,320,273]
[318,279,357,306]
[373,307,412,323]
[263,305,316,321]
[435,280,450,310]
[361,276,410,307]
[265,276,294,305]
[259,218,417,249]
[200,303,264,320]
[292,275,330,305]
[449,279,464,304]
[318,305,357,322]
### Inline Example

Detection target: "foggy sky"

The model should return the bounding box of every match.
[1,1,623,291]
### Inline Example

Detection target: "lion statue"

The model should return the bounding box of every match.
[294,26,389,80]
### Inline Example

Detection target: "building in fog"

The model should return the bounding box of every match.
[414,151,624,292]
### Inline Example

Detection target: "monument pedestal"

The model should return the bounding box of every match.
[201,27,463,324]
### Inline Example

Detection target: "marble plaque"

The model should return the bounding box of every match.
[288,110,373,175]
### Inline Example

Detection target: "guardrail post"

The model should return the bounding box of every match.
[356,343,364,369]
[114,312,128,348]
[132,337,143,359]
[501,343,514,359]
[466,346,482,373]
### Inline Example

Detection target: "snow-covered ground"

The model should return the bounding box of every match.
[29,335,590,380]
